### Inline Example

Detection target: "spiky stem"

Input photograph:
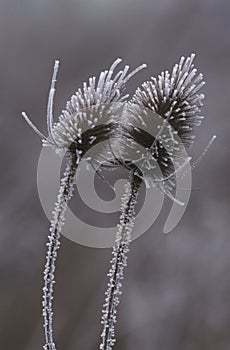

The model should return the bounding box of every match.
[42,152,77,350]
[99,172,142,350]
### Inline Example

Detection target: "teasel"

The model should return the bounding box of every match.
[22,54,205,350]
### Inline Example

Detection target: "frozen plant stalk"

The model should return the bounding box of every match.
[22,54,206,350]
[100,174,142,350]
[42,154,77,350]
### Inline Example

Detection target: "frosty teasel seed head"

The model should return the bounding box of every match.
[22,54,205,187]
[22,58,146,149]
[131,54,205,146]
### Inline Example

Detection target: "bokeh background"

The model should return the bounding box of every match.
[1,0,230,349]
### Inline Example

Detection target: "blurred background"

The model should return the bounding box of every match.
[0,0,230,349]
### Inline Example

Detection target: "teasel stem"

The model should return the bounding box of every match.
[42,152,78,350]
[100,170,142,350]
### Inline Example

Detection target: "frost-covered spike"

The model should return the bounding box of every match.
[47,60,59,144]
[97,70,108,95]
[99,175,141,350]
[104,58,122,85]
[21,112,49,141]
[191,134,216,170]
[124,63,147,83]
[21,60,60,147]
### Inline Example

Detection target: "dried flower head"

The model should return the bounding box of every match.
[131,53,205,146]
[23,59,146,150]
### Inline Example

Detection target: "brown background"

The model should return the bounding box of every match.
[0,0,230,349]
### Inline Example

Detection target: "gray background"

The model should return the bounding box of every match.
[0,0,229,349]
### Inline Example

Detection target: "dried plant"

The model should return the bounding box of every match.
[22,54,206,350]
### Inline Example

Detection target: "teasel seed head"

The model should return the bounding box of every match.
[131,53,205,147]
[43,59,147,152]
